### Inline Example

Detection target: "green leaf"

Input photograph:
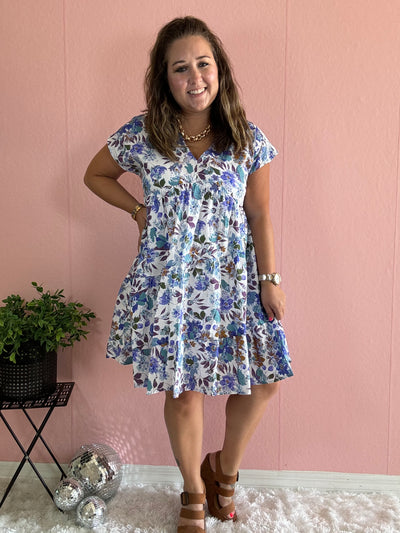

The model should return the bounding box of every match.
[0,282,96,363]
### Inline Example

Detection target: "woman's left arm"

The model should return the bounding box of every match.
[243,163,286,321]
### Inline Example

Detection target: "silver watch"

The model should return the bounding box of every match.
[258,273,282,286]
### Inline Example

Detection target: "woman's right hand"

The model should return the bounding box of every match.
[135,207,147,252]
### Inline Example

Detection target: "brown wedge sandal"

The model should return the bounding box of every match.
[201,450,239,522]
[177,486,206,533]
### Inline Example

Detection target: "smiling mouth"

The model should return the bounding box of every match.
[188,88,206,95]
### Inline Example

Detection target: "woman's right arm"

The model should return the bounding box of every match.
[84,145,142,215]
[84,145,147,238]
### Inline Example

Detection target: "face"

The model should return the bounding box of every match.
[166,35,219,118]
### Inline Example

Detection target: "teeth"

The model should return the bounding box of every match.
[188,88,205,95]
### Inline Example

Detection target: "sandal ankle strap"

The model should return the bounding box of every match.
[215,483,235,498]
[180,507,205,520]
[180,491,206,505]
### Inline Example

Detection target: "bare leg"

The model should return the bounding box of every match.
[164,390,205,529]
[209,382,280,512]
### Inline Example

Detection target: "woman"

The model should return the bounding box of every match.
[84,16,293,533]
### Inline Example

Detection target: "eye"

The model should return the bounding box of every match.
[199,62,209,68]
[174,66,187,73]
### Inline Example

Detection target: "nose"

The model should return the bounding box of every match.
[189,66,202,85]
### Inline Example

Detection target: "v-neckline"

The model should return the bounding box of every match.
[182,139,213,162]
[188,146,211,162]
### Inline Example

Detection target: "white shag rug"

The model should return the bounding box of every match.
[0,478,399,533]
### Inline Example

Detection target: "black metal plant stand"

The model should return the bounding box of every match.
[0,382,74,509]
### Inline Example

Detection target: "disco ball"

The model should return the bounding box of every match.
[76,495,107,528]
[67,443,122,500]
[53,477,85,511]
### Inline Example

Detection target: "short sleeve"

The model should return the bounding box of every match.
[249,123,278,174]
[107,115,146,175]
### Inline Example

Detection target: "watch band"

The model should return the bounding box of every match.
[131,203,145,221]
[258,273,282,285]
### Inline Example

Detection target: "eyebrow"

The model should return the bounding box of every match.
[172,55,211,66]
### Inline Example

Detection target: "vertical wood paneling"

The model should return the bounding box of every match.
[0,0,72,462]
[1,0,399,475]
[280,0,400,474]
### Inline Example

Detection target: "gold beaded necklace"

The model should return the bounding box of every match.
[177,119,211,143]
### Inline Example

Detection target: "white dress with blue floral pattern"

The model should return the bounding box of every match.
[106,115,293,398]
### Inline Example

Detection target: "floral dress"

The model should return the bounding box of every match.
[106,114,293,398]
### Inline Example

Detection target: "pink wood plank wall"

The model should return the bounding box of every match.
[1,0,399,475]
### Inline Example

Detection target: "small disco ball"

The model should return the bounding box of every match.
[53,477,85,511]
[76,495,107,528]
[67,443,122,500]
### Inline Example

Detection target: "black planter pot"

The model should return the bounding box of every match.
[0,348,57,402]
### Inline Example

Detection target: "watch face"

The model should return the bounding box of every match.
[273,273,281,285]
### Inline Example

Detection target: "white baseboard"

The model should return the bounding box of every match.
[0,462,398,494]
[121,465,400,494]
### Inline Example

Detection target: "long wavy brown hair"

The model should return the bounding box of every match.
[144,16,253,160]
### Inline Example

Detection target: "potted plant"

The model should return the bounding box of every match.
[0,282,96,401]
